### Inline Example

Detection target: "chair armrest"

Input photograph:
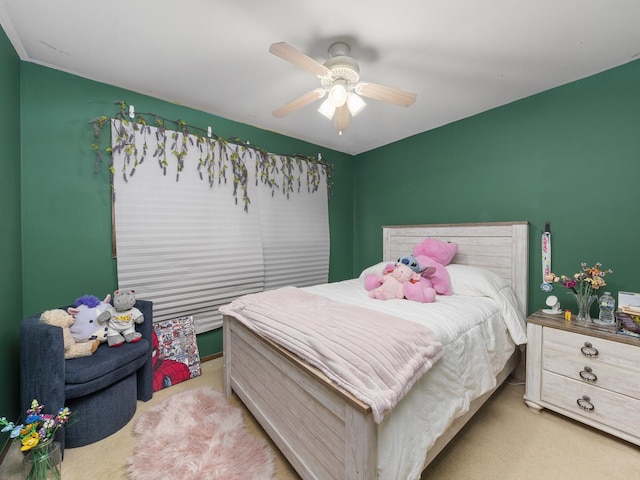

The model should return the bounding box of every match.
[135,300,153,340]
[20,314,67,417]
[134,300,153,401]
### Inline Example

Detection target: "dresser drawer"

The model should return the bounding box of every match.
[543,327,640,370]
[542,370,640,438]
[542,348,640,399]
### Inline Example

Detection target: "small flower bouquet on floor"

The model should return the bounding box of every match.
[1,399,74,480]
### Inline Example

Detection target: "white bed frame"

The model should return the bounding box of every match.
[223,221,529,480]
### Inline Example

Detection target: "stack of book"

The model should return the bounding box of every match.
[618,305,640,338]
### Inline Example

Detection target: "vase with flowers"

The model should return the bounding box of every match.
[1,399,74,480]
[545,262,612,323]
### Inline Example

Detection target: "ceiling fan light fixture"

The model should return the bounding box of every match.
[318,98,336,120]
[346,92,366,117]
[328,81,348,107]
[269,41,417,132]
[317,98,336,120]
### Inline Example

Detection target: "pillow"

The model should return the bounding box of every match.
[358,261,393,279]
[447,264,508,297]
[447,264,527,345]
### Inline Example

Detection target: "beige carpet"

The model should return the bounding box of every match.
[1,357,639,479]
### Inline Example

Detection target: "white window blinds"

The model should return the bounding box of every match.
[111,119,329,333]
[256,162,329,291]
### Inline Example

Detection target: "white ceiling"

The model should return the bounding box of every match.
[2,0,640,155]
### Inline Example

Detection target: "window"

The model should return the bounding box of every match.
[111,119,329,333]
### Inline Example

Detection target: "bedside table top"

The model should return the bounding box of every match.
[527,310,640,347]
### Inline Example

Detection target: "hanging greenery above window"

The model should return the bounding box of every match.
[90,100,333,211]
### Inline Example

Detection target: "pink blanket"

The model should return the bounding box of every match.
[220,287,443,423]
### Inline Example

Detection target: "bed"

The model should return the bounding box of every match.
[221,221,529,480]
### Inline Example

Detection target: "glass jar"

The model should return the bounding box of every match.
[22,438,61,480]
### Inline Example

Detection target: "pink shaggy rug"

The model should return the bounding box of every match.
[125,387,275,480]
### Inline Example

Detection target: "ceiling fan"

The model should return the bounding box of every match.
[269,41,417,135]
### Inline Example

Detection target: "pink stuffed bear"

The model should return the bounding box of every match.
[412,238,458,296]
[365,255,437,302]
[364,262,395,291]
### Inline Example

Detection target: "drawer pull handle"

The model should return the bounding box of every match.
[580,342,599,357]
[577,395,595,411]
[579,366,597,383]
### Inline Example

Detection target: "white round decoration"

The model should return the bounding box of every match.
[543,295,562,314]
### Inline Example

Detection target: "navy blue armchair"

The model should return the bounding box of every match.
[20,300,153,454]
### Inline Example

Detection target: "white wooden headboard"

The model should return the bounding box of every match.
[383,222,529,316]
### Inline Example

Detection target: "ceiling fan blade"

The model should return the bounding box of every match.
[356,82,417,107]
[334,104,350,134]
[272,89,325,118]
[269,42,330,77]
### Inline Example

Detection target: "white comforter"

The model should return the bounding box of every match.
[302,264,526,480]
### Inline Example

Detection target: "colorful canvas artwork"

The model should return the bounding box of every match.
[151,316,201,391]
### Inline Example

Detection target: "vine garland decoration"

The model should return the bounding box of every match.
[90,100,334,211]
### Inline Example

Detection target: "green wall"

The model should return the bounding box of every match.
[0,25,22,443]
[354,59,640,314]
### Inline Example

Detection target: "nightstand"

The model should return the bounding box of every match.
[524,310,640,446]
